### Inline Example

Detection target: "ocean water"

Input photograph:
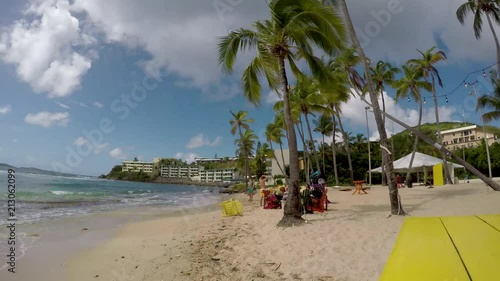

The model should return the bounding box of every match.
[0,171,225,272]
[0,171,223,225]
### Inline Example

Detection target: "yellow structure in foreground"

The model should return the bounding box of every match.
[380,214,500,281]
[432,163,444,186]
[220,199,243,217]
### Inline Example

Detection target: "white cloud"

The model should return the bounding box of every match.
[73,136,88,146]
[109,147,128,160]
[174,152,198,164]
[93,101,104,108]
[26,156,36,163]
[93,143,109,153]
[265,90,282,105]
[0,0,95,98]
[0,105,12,115]
[24,111,70,128]
[74,136,108,153]
[54,101,70,109]
[186,133,222,149]
[340,90,458,141]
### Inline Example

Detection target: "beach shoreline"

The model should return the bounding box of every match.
[2,182,500,281]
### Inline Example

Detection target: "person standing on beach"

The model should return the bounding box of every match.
[259,175,267,206]
[248,177,255,201]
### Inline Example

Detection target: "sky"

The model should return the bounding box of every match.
[0,0,500,176]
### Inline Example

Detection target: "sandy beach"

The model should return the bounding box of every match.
[3,182,500,281]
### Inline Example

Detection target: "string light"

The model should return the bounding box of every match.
[483,70,487,77]
[407,96,411,102]
[430,61,500,100]
[423,97,426,104]
[445,95,449,103]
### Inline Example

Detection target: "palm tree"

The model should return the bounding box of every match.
[457,0,500,75]
[336,0,405,214]
[328,49,359,185]
[478,70,500,121]
[235,129,258,178]
[276,75,326,174]
[254,142,274,178]
[313,114,334,175]
[370,61,400,122]
[407,46,452,184]
[229,110,254,190]
[392,64,431,187]
[218,0,346,225]
[370,61,400,186]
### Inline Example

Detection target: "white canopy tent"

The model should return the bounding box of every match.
[370,152,463,173]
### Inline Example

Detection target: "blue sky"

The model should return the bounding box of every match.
[0,0,499,176]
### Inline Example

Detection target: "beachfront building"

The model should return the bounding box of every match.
[122,160,154,173]
[194,156,238,166]
[271,149,289,178]
[160,166,199,178]
[441,125,497,151]
[198,167,236,182]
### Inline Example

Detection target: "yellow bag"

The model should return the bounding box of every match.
[220,198,243,217]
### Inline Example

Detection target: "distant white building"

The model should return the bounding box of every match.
[441,125,497,150]
[271,149,289,178]
[160,166,199,178]
[122,160,154,173]
[198,167,235,182]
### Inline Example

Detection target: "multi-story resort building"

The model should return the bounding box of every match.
[160,166,199,178]
[441,125,497,150]
[121,160,154,173]
[198,167,236,183]
[121,154,276,183]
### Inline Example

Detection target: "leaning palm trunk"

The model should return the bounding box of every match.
[486,13,500,76]
[304,113,321,173]
[354,91,500,191]
[238,127,249,190]
[431,75,452,185]
[405,100,423,186]
[381,91,386,186]
[339,0,405,214]
[336,112,354,185]
[296,121,310,184]
[277,58,303,225]
[332,113,339,186]
[322,134,326,172]
[279,142,286,177]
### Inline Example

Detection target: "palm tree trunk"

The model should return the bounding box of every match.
[277,58,303,226]
[298,116,314,183]
[336,113,354,185]
[304,112,321,173]
[486,13,500,76]
[381,90,387,186]
[355,92,500,191]
[431,75,453,185]
[332,113,339,186]
[339,0,404,214]
[405,101,423,186]
[238,127,249,191]
[322,134,326,173]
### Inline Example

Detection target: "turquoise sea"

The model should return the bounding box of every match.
[0,171,223,225]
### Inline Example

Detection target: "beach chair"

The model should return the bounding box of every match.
[311,187,328,213]
[219,198,243,217]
